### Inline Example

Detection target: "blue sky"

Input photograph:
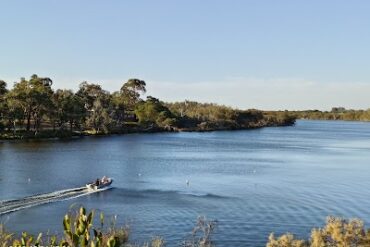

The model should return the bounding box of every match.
[1,0,370,110]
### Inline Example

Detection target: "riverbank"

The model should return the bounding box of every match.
[0,116,295,140]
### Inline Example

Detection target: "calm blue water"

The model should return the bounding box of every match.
[1,120,370,246]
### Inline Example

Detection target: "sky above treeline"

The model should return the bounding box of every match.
[1,0,369,111]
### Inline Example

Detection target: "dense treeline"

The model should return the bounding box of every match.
[166,102,296,131]
[293,107,370,122]
[0,75,295,139]
[0,75,148,138]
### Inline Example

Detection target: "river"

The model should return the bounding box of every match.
[1,120,370,246]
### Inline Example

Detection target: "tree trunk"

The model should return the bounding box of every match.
[33,113,37,132]
[36,118,40,134]
[13,120,16,136]
[26,112,31,131]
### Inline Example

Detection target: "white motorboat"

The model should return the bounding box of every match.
[86,176,113,191]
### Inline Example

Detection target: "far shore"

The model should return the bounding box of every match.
[3,117,370,141]
[1,76,368,142]
[0,120,295,141]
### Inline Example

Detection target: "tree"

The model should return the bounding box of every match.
[120,79,146,111]
[0,80,8,113]
[7,75,54,132]
[110,91,125,127]
[29,75,54,132]
[0,80,8,131]
[76,82,112,132]
[4,96,24,134]
[1,79,23,134]
[0,80,7,96]
[86,98,112,133]
[76,82,109,111]
[135,96,177,128]
[53,89,86,132]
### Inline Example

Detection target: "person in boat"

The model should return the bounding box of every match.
[95,178,100,186]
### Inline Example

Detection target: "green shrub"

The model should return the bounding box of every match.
[267,216,370,247]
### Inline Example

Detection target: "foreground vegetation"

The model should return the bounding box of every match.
[267,216,370,247]
[0,206,216,247]
[0,75,295,140]
[2,206,370,247]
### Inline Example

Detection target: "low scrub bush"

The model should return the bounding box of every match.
[267,216,370,247]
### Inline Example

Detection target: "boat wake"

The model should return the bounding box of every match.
[0,186,110,215]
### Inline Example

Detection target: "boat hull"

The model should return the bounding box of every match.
[86,179,113,191]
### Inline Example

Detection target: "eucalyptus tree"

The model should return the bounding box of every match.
[53,89,86,132]
[0,80,7,111]
[120,79,146,111]
[7,75,54,132]
[4,96,24,134]
[135,96,177,127]
[76,82,109,110]
[85,98,111,133]
[30,75,54,132]
[110,91,125,127]
[76,81,112,132]
[0,80,8,130]
[0,80,7,96]
[0,79,24,133]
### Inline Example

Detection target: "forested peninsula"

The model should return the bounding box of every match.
[0,75,296,140]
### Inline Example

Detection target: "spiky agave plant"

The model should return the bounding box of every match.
[8,207,127,247]
[0,225,14,247]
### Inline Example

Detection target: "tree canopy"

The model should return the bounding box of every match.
[120,79,146,111]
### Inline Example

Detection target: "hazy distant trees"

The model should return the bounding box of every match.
[294,108,370,121]
[166,101,296,130]
[331,107,346,113]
